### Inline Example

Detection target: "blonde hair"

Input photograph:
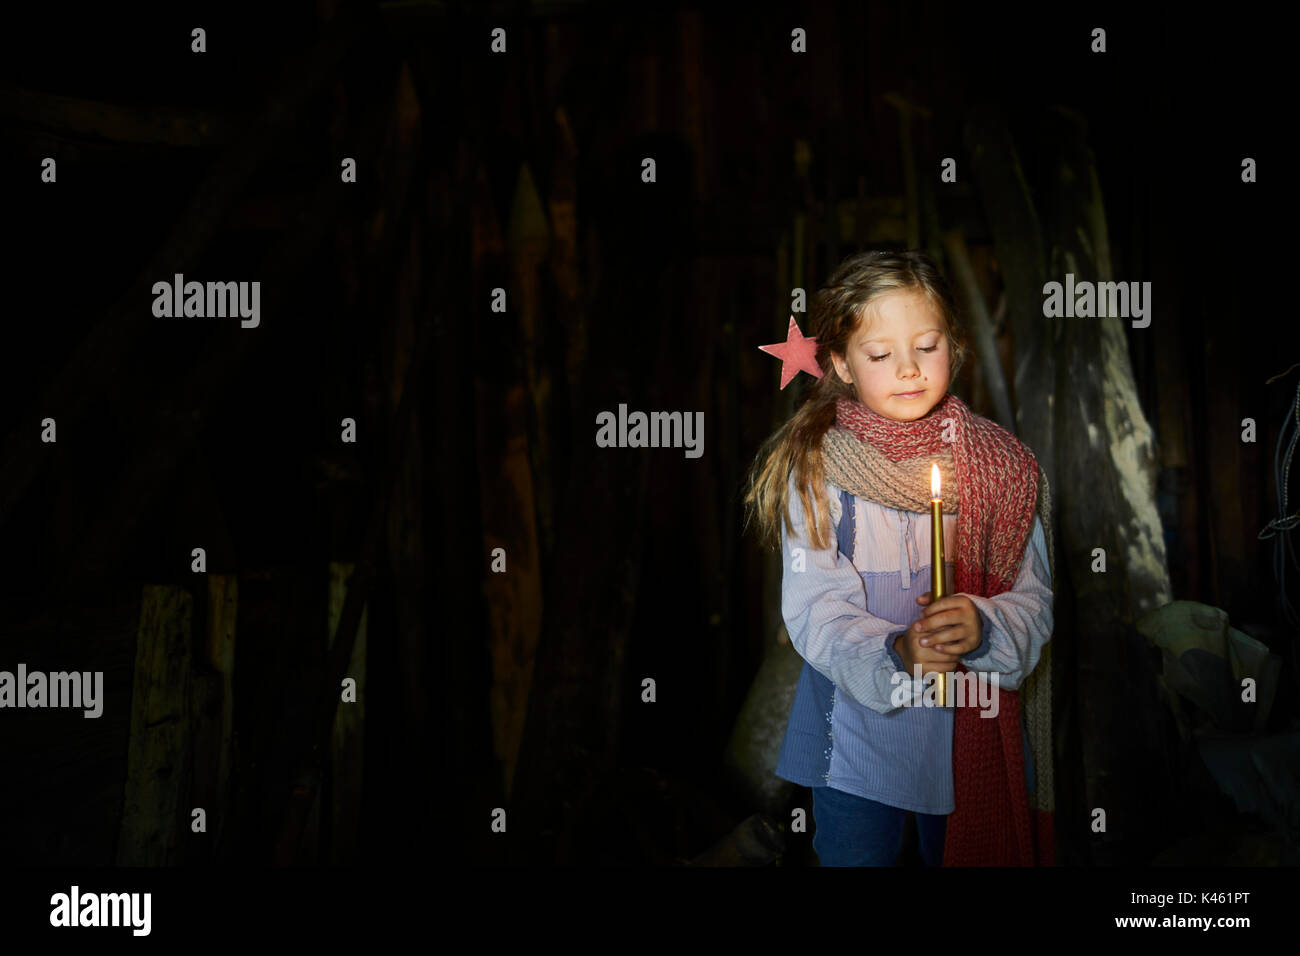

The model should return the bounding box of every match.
[742,250,969,553]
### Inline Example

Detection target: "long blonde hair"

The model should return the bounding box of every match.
[742,250,969,553]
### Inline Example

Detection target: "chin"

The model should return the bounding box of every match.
[888,395,940,421]
[892,408,928,421]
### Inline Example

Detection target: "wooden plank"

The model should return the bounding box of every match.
[942,228,1015,431]
[549,106,585,415]
[387,212,429,775]
[0,82,238,146]
[510,237,689,863]
[476,379,543,800]
[327,561,366,864]
[963,103,1055,490]
[272,303,438,863]
[508,162,556,562]
[271,56,430,865]
[117,585,193,865]
[678,11,707,200]
[883,92,926,250]
[190,574,236,862]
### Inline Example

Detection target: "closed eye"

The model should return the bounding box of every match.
[868,345,939,362]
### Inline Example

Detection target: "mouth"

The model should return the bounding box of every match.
[894,389,925,399]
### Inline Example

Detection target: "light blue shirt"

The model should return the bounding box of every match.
[776,473,1053,814]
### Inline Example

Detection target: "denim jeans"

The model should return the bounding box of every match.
[811,786,948,866]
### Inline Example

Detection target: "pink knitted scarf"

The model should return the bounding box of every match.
[831,392,1053,866]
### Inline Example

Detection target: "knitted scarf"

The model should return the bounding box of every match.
[820,392,1056,866]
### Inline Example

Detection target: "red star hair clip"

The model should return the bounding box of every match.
[758,316,824,389]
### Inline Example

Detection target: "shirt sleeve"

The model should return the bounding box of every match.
[958,515,1053,690]
[780,474,921,714]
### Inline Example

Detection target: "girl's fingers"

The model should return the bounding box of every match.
[926,635,970,654]
[918,613,953,632]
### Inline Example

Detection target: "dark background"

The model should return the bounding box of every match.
[0,0,1294,870]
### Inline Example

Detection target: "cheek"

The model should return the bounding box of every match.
[858,359,885,383]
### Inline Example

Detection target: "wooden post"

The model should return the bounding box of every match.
[508,162,555,563]
[1041,106,1173,864]
[117,585,193,865]
[548,106,585,414]
[327,561,366,864]
[388,219,428,774]
[190,574,236,862]
[477,379,543,801]
[473,152,545,801]
[942,228,1016,431]
[883,92,928,251]
[678,10,707,201]
[963,103,1056,492]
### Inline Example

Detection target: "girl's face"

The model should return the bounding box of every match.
[831,290,951,422]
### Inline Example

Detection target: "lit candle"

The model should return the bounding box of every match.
[930,463,949,707]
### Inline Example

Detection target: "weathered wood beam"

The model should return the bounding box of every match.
[508,161,556,563]
[326,561,366,864]
[272,302,439,864]
[117,585,193,866]
[882,91,931,251]
[0,82,238,146]
[943,227,1016,432]
[1043,105,1173,865]
[963,103,1055,490]
[190,573,236,862]
[476,377,543,801]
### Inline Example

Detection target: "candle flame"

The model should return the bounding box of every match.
[931,463,941,499]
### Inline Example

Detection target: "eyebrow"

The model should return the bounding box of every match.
[860,328,942,345]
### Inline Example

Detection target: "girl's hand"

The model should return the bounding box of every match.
[892,592,960,678]
[913,592,982,657]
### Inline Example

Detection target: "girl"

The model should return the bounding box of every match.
[743,250,1056,866]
